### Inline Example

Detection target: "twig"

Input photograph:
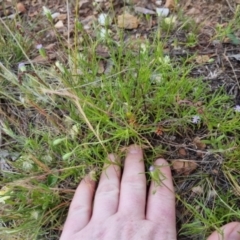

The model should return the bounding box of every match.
[225,0,235,14]
[223,52,240,91]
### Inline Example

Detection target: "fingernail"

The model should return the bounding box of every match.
[108,153,117,162]
[128,145,141,153]
[155,158,168,167]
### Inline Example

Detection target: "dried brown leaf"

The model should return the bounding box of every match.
[117,13,139,29]
[79,0,90,8]
[29,55,48,63]
[58,14,67,20]
[45,43,56,50]
[193,137,206,150]
[16,2,26,13]
[165,0,175,9]
[172,159,197,175]
[178,148,187,157]
[195,55,210,64]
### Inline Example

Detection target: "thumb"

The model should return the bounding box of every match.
[207,222,240,240]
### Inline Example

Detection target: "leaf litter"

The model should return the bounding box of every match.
[1,0,240,239]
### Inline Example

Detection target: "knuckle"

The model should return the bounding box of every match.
[97,183,119,196]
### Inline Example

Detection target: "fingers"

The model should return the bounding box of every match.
[146,158,176,236]
[91,154,121,221]
[207,222,240,240]
[60,174,96,239]
[118,145,146,219]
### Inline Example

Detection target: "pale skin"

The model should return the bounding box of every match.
[60,145,240,240]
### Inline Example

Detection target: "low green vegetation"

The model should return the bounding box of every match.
[0,3,240,239]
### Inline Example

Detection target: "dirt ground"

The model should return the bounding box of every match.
[1,0,240,239]
[1,0,240,99]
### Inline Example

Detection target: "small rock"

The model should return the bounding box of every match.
[55,20,64,28]
[192,186,204,195]
[51,12,60,19]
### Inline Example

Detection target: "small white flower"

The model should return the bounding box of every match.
[150,73,162,83]
[42,155,53,163]
[234,105,240,112]
[19,95,25,104]
[164,16,177,25]
[149,165,155,172]
[22,160,33,171]
[31,210,39,220]
[43,6,51,16]
[36,44,43,50]
[99,28,111,39]
[98,13,110,26]
[36,44,46,57]
[192,115,201,124]
[156,7,169,17]
[159,55,170,65]
[140,43,147,54]
[55,61,65,73]
[18,62,26,72]
[100,28,107,38]
[69,124,79,139]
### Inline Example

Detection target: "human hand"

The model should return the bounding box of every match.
[60,145,176,240]
[60,145,240,240]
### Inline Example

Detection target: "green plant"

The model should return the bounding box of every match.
[0,2,240,239]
